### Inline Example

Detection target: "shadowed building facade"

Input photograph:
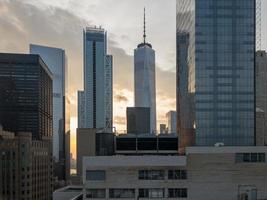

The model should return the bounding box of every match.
[0,53,53,200]
[127,107,150,134]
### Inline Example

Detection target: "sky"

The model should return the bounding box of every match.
[0,0,267,158]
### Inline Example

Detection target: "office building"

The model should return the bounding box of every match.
[83,146,267,200]
[83,27,113,131]
[30,44,70,181]
[0,53,53,140]
[166,111,177,134]
[78,91,86,128]
[177,0,255,148]
[127,107,150,134]
[0,53,53,200]
[134,9,156,133]
[256,50,267,145]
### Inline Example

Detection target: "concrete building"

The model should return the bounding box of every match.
[0,128,53,200]
[76,128,114,181]
[82,27,113,131]
[134,9,156,133]
[256,108,267,146]
[166,111,177,134]
[82,146,267,200]
[177,0,256,148]
[127,107,150,134]
[256,50,267,146]
[53,186,83,200]
[30,44,70,181]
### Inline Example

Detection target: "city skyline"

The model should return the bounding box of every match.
[0,0,267,157]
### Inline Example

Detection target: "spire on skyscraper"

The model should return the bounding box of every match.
[143,7,146,44]
[138,7,152,48]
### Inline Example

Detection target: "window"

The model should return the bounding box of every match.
[139,189,164,198]
[109,189,135,198]
[236,153,266,163]
[168,188,188,198]
[86,170,105,181]
[139,170,165,180]
[86,189,106,198]
[168,170,187,180]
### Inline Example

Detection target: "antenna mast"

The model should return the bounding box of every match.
[143,7,146,44]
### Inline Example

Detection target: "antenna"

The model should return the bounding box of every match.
[143,7,146,44]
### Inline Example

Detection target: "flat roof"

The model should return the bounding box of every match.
[53,186,83,200]
[186,146,267,154]
[83,155,186,168]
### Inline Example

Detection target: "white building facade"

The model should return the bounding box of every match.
[83,146,267,200]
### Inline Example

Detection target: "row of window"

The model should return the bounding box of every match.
[86,170,187,181]
[86,188,188,199]
[236,153,266,163]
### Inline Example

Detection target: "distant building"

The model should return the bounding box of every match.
[30,44,70,181]
[0,53,53,199]
[166,111,177,134]
[127,107,150,134]
[82,27,113,131]
[134,9,156,133]
[77,91,86,128]
[160,124,167,134]
[83,146,267,200]
[256,51,267,146]
[177,0,255,149]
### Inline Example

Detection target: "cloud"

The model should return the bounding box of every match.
[0,0,176,140]
[114,95,128,103]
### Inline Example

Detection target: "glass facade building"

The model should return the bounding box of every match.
[30,44,70,180]
[81,27,113,131]
[0,53,53,140]
[177,0,255,147]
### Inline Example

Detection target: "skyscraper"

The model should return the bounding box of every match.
[166,111,177,134]
[177,0,255,148]
[30,44,70,181]
[82,27,113,131]
[0,53,53,199]
[134,8,156,133]
[0,53,53,139]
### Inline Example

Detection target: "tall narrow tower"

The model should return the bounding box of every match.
[134,8,156,134]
